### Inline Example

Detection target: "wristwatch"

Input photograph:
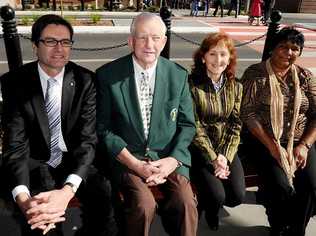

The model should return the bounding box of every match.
[300,141,312,150]
[64,182,78,194]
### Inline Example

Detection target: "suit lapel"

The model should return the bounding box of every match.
[120,56,145,142]
[61,65,75,132]
[148,58,166,142]
[29,64,50,146]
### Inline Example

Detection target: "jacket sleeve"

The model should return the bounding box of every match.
[96,69,128,159]
[1,72,30,189]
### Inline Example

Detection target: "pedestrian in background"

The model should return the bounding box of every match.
[249,0,263,25]
[204,0,211,16]
[191,0,200,16]
[263,0,275,24]
[213,0,224,17]
[227,0,239,18]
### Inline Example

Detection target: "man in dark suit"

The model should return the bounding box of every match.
[1,14,117,236]
[96,13,198,236]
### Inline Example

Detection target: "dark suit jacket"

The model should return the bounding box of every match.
[1,61,97,190]
[96,54,196,182]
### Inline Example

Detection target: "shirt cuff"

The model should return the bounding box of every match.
[64,174,82,189]
[12,185,31,201]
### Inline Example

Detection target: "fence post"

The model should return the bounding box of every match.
[160,0,171,59]
[0,5,23,71]
[261,10,282,61]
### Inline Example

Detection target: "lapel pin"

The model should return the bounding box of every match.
[70,82,74,86]
[170,108,178,122]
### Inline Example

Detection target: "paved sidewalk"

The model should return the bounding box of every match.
[11,8,316,34]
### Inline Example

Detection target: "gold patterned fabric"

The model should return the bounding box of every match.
[190,74,243,163]
[240,62,316,143]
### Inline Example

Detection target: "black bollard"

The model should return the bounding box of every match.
[0,5,23,71]
[160,0,172,59]
[261,10,282,61]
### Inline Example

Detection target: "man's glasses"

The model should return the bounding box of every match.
[39,38,74,47]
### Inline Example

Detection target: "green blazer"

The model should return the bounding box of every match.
[96,54,195,181]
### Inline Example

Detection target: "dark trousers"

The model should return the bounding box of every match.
[213,0,224,17]
[192,154,245,218]
[14,164,118,236]
[254,141,316,236]
[119,172,198,236]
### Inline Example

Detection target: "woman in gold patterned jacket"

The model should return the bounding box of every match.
[189,32,245,231]
[241,27,316,236]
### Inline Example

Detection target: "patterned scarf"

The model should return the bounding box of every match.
[266,59,301,188]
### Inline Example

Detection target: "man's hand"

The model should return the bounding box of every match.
[15,192,52,232]
[145,157,179,185]
[26,187,73,230]
[212,154,230,179]
[294,144,308,169]
[133,160,161,179]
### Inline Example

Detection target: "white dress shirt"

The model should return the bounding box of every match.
[132,56,157,108]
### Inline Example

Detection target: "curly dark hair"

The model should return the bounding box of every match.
[271,26,305,56]
[190,32,237,83]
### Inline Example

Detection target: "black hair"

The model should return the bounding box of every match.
[31,14,74,47]
[271,27,305,55]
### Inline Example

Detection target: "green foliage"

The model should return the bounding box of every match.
[31,14,40,23]
[64,16,76,25]
[90,14,102,24]
[20,16,31,25]
[145,6,160,13]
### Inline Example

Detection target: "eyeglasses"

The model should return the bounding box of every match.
[134,34,165,43]
[39,38,74,47]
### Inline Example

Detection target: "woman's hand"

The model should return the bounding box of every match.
[212,154,230,179]
[268,141,284,167]
[293,144,308,169]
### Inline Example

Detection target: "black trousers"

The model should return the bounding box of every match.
[213,0,224,17]
[14,164,118,236]
[192,154,246,218]
[253,141,316,236]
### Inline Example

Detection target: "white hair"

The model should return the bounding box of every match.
[130,12,167,36]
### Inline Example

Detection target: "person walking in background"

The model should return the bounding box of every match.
[191,0,200,16]
[249,0,263,25]
[204,0,211,16]
[227,0,239,17]
[263,0,275,24]
[213,0,224,17]
[241,27,316,236]
[96,12,198,236]
[190,32,245,231]
[1,14,117,236]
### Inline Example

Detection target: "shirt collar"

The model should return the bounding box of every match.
[132,56,157,80]
[38,63,65,86]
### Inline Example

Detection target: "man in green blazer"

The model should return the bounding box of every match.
[96,13,198,236]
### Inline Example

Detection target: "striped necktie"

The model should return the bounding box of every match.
[140,72,153,139]
[45,78,62,168]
